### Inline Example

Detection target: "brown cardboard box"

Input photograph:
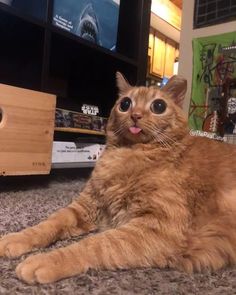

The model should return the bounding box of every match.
[0,84,56,175]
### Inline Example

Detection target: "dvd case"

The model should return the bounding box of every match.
[53,0,120,51]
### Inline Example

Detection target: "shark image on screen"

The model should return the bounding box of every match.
[75,3,100,45]
[53,0,120,51]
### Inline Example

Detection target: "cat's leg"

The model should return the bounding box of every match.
[0,190,97,258]
[16,218,170,284]
[174,216,236,273]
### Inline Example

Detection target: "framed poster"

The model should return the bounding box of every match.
[189,31,236,135]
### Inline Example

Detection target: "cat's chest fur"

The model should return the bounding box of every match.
[91,145,175,228]
[95,145,169,188]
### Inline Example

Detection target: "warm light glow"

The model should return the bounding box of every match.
[151,0,182,30]
[151,0,169,21]
[173,61,179,75]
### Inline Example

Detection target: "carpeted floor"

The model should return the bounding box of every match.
[1,169,236,295]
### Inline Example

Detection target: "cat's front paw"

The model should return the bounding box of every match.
[16,252,66,284]
[0,233,33,258]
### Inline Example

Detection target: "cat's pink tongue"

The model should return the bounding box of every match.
[129,126,142,134]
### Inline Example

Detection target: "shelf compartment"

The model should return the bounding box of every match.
[0,10,45,90]
[49,24,138,66]
[45,32,138,117]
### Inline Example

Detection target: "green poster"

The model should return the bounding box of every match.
[189,31,236,134]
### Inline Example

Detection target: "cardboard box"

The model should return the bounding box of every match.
[0,84,56,175]
[52,141,105,164]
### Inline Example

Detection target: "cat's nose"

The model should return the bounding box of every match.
[131,112,142,122]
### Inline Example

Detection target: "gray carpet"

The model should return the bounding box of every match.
[1,169,236,295]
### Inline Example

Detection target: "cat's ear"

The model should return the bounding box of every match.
[161,75,187,107]
[116,72,131,95]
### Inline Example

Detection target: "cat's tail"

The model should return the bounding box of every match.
[171,217,236,273]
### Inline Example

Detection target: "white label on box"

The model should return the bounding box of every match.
[81,104,99,116]
[52,142,105,163]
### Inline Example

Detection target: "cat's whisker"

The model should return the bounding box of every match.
[113,127,123,136]
[156,135,171,149]
[155,130,177,146]
[157,137,169,149]
[142,123,172,148]
[113,121,126,136]
[113,123,125,134]
[149,132,164,147]
[151,132,169,149]
[153,132,173,149]
[148,131,169,148]
[159,137,171,149]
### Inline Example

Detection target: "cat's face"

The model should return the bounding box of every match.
[106,73,188,147]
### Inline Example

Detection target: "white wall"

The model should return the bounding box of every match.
[178,0,236,115]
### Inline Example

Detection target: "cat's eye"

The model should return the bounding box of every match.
[150,99,167,114]
[119,97,132,112]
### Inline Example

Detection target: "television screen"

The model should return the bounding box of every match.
[52,0,120,51]
[0,0,47,20]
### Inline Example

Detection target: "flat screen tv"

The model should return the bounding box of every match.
[52,0,120,51]
[0,0,47,20]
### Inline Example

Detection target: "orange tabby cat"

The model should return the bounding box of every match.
[1,72,236,284]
